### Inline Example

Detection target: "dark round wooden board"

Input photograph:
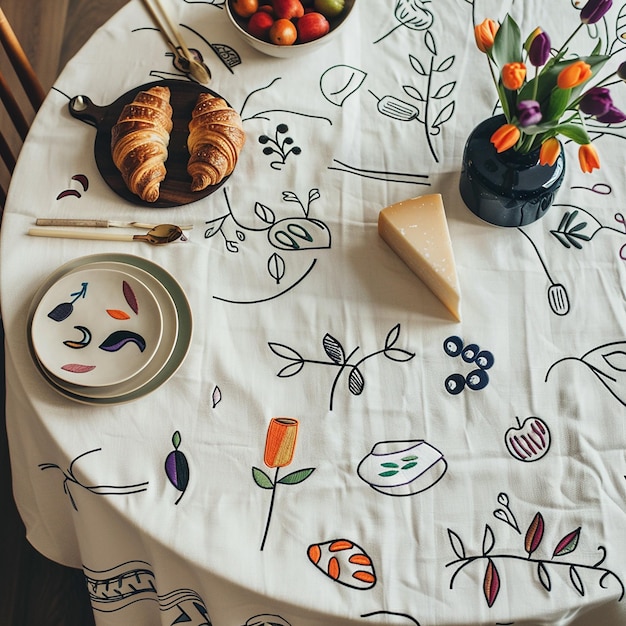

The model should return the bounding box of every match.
[69,79,230,208]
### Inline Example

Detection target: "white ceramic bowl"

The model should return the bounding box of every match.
[226,0,356,58]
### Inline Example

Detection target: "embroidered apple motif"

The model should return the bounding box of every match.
[505,416,551,462]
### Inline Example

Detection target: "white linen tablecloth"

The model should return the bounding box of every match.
[1,0,625,624]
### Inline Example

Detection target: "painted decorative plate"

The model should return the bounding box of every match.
[27,253,192,405]
[30,267,163,387]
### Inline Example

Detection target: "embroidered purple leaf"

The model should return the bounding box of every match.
[252,466,274,489]
[268,253,286,284]
[122,280,138,314]
[537,561,552,591]
[482,524,495,556]
[164,431,189,505]
[569,565,585,596]
[552,526,581,557]
[277,468,315,485]
[483,558,500,607]
[348,367,364,395]
[447,528,466,559]
[525,512,545,557]
[323,333,345,364]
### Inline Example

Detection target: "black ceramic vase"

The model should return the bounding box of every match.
[459,115,565,227]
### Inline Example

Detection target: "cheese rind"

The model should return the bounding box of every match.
[378,193,461,321]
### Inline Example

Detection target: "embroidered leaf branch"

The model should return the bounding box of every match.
[446,509,624,608]
[268,324,415,410]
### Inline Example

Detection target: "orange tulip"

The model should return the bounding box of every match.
[557,61,592,89]
[501,62,527,90]
[539,137,561,166]
[475,18,499,52]
[490,123,521,152]
[264,417,299,468]
[578,143,600,173]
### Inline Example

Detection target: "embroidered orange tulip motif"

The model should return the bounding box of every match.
[253,418,315,550]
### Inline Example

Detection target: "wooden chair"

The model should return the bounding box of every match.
[0,7,46,213]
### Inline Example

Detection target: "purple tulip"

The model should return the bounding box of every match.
[528,32,551,66]
[580,0,613,24]
[517,100,542,126]
[579,87,613,116]
[597,105,626,123]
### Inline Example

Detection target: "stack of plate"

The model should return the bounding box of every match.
[27,254,192,404]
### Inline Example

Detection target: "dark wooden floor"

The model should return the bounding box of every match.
[1,2,129,623]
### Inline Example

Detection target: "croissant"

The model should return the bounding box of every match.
[111,85,173,203]
[187,94,246,191]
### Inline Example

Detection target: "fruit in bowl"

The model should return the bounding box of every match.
[226,0,356,57]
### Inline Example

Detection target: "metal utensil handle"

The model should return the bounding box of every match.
[27,228,134,242]
[35,219,110,228]
[152,0,193,60]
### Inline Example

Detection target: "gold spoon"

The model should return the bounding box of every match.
[27,223,185,245]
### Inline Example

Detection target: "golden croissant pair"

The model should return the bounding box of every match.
[110,85,246,203]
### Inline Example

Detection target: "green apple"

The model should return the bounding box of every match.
[313,0,344,18]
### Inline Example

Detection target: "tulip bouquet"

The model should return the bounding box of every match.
[475,0,625,173]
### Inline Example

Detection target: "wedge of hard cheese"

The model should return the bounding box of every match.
[378,193,461,321]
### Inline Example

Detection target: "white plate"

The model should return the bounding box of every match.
[31,267,163,387]
[40,261,179,399]
[27,254,192,404]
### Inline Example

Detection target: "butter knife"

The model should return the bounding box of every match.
[35,218,193,230]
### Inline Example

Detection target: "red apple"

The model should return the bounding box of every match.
[248,10,275,39]
[272,0,304,19]
[296,11,329,43]
[505,416,551,462]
